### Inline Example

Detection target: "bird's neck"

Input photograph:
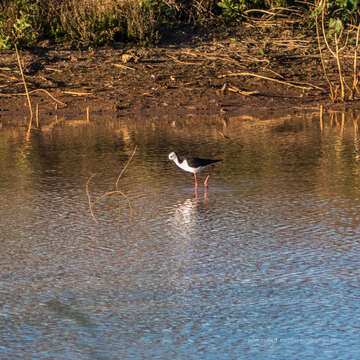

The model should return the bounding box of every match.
[174,157,183,167]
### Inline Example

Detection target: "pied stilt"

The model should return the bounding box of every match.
[168,151,221,188]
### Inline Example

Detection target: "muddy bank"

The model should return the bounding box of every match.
[1,24,360,124]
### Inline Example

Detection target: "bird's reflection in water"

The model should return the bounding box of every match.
[194,186,208,200]
[166,192,212,294]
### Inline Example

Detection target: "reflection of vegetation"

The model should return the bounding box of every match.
[215,111,360,200]
[1,113,360,207]
[316,110,360,199]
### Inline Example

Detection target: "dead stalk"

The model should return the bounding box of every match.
[334,33,345,101]
[93,190,133,220]
[15,44,33,134]
[318,0,358,101]
[315,6,335,100]
[115,145,138,190]
[87,146,137,224]
[319,104,323,132]
[35,103,39,128]
[220,72,321,91]
[228,85,259,96]
[64,90,92,96]
[320,0,345,101]
[29,89,66,106]
[353,23,360,95]
[113,63,136,71]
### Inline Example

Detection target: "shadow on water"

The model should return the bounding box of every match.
[1,110,360,359]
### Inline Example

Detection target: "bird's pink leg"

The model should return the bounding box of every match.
[194,173,198,188]
[204,175,210,187]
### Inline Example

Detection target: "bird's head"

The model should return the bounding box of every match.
[168,152,178,161]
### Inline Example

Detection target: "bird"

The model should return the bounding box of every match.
[168,152,221,188]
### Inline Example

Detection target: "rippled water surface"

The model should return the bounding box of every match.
[1,113,360,359]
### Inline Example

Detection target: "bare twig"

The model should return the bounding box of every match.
[220,72,322,90]
[353,23,360,96]
[334,33,345,100]
[35,103,39,128]
[228,85,259,96]
[93,190,133,220]
[113,63,136,71]
[63,90,92,96]
[86,146,137,224]
[86,173,98,224]
[319,104,323,132]
[29,89,66,106]
[244,8,289,18]
[9,89,66,106]
[315,5,335,100]
[115,146,138,190]
[320,0,336,58]
[15,44,33,134]
[315,0,356,101]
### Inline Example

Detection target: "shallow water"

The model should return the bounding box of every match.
[1,112,360,359]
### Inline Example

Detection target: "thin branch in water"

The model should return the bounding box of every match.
[93,190,134,220]
[86,173,98,224]
[115,146,137,190]
[86,146,137,224]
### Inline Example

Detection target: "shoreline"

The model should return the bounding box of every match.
[1,25,360,124]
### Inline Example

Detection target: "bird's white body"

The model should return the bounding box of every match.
[168,151,221,188]
[168,152,198,174]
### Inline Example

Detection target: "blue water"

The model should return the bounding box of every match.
[0,113,360,359]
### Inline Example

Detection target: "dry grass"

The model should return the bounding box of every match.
[57,0,160,45]
[0,0,316,48]
[1,0,160,47]
[59,0,123,45]
[315,0,360,102]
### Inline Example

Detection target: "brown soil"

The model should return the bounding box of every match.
[1,23,360,124]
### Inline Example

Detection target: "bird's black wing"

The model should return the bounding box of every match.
[187,157,222,168]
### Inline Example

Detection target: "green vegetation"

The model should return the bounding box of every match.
[0,0,41,48]
[0,0,358,48]
[0,0,162,47]
[313,0,360,101]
